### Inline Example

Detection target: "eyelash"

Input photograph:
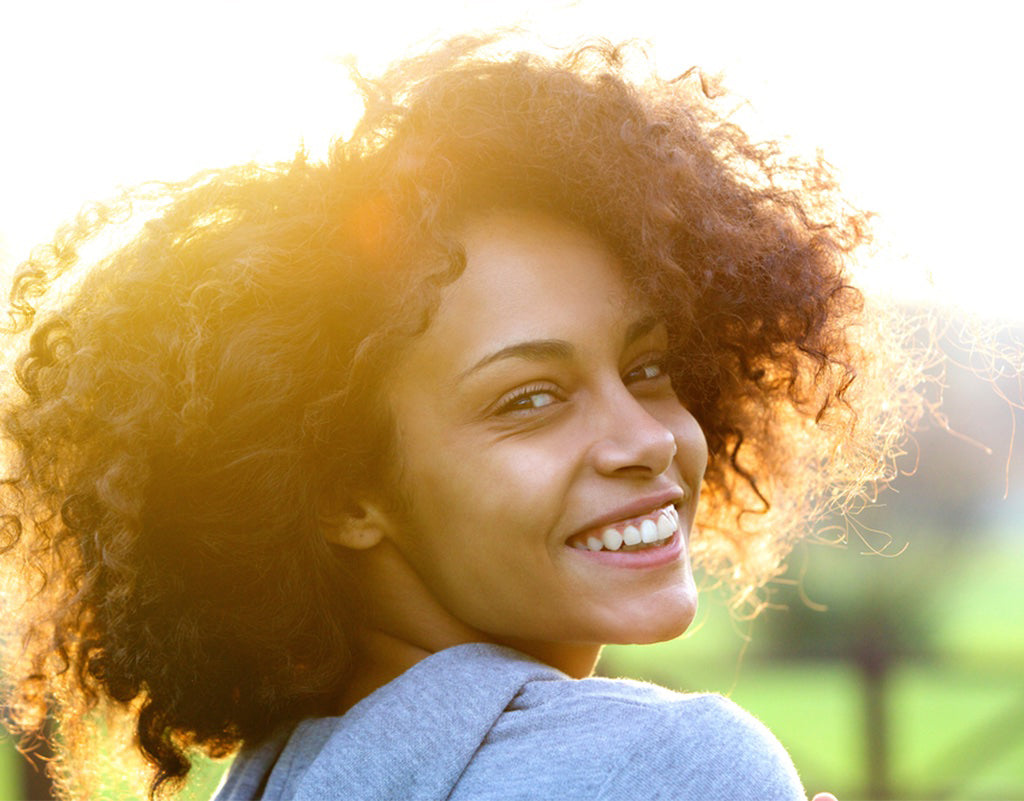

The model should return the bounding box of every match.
[494,356,668,416]
[495,383,563,415]
[624,356,668,384]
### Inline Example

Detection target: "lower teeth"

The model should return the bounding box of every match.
[620,539,665,551]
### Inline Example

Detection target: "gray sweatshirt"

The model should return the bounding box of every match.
[213,643,805,800]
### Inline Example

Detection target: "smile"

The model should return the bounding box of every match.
[568,504,679,552]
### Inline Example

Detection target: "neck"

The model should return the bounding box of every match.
[334,541,605,713]
[335,628,434,714]
[491,638,603,679]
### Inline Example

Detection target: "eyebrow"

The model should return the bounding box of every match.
[458,314,662,382]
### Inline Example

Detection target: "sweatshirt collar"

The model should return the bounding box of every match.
[217,643,566,800]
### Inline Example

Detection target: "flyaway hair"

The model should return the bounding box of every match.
[0,36,932,798]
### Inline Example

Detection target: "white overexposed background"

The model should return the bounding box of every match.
[1,0,1022,322]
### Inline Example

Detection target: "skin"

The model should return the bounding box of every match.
[330,208,708,707]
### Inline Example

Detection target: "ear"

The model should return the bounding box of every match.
[319,498,393,551]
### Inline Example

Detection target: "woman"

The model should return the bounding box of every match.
[0,36,918,800]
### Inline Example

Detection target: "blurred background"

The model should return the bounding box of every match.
[1,1,1022,799]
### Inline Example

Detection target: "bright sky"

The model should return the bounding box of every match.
[2,0,1022,321]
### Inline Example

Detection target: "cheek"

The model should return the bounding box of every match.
[668,409,708,478]
[392,429,579,574]
[403,439,562,534]
[389,446,573,629]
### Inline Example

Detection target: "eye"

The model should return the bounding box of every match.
[624,356,668,384]
[495,386,563,415]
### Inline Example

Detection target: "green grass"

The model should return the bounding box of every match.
[727,664,864,795]
[890,665,1024,800]
[0,740,25,801]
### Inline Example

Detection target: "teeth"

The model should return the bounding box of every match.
[601,528,624,551]
[571,504,680,552]
[656,512,675,539]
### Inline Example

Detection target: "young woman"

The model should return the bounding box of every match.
[0,37,919,800]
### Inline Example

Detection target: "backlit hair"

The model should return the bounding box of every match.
[0,36,929,797]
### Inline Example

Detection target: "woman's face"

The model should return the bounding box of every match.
[377,209,707,658]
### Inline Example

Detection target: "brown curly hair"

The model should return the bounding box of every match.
[0,36,925,798]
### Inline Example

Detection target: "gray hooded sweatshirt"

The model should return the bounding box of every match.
[213,643,805,800]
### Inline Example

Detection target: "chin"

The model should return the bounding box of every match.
[627,611,697,645]
[605,592,699,646]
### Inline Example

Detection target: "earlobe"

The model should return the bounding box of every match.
[319,501,392,551]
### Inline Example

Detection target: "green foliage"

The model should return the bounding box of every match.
[0,740,27,801]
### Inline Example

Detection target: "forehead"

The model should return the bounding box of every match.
[455,210,629,304]
[419,210,644,361]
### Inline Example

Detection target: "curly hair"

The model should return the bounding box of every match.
[0,36,927,798]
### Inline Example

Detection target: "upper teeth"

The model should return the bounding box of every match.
[578,505,678,552]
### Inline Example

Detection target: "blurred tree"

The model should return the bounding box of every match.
[762,544,935,799]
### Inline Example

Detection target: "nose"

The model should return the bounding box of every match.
[589,385,678,478]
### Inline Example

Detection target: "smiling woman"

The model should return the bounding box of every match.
[333,210,708,685]
[0,35,925,801]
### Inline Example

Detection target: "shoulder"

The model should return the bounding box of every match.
[452,675,806,801]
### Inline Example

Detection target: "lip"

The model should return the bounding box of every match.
[563,490,688,570]
[571,529,684,569]
[569,491,686,539]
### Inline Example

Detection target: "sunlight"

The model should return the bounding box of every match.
[2,0,1020,321]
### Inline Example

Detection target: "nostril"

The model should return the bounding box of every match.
[593,421,677,477]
